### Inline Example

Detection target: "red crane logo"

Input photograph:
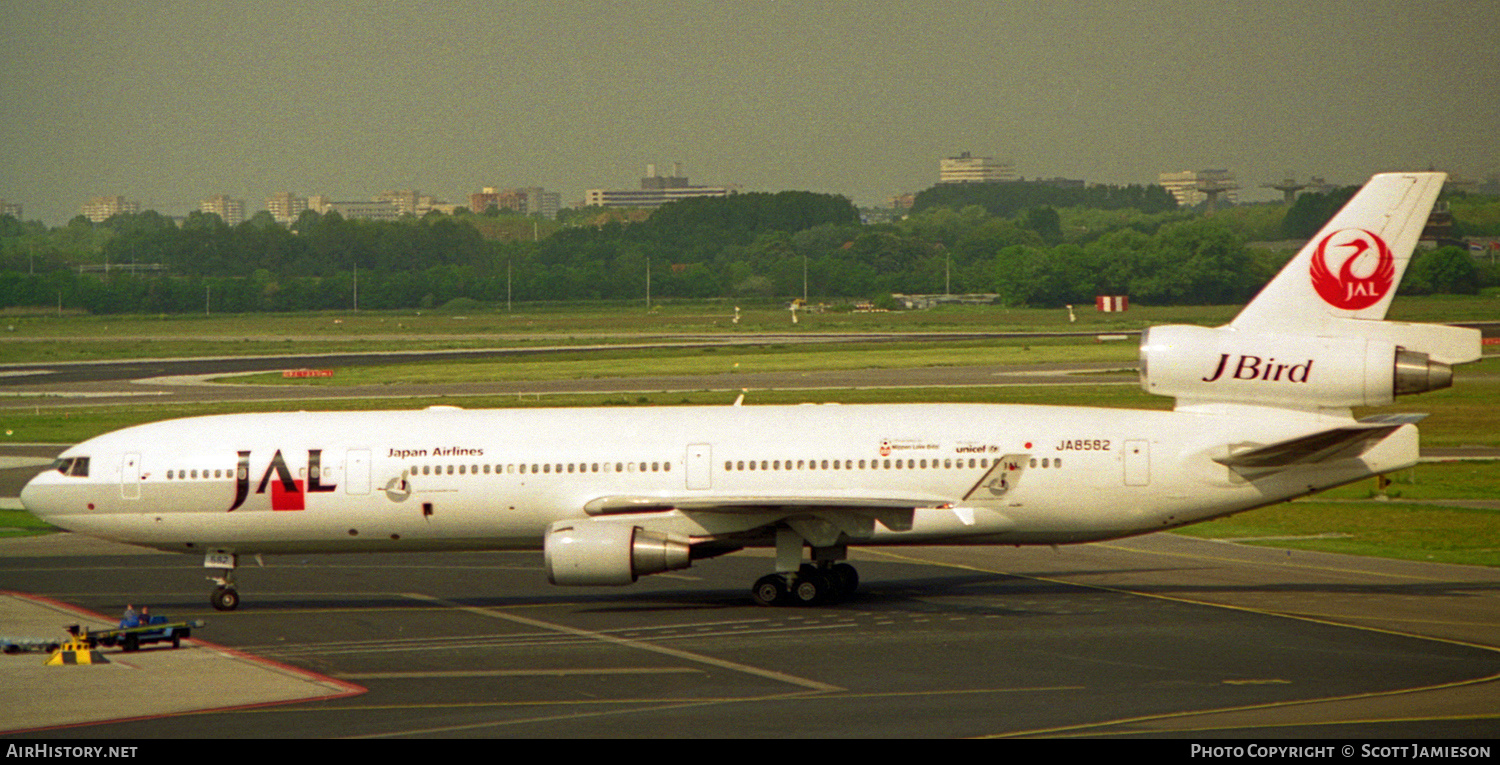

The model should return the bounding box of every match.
[1310,228,1393,310]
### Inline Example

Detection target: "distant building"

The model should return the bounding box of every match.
[200,194,246,226]
[0,199,20,219]
[1158,169,1239,208]
[939,152,1016,184]
[377,190,422,216]
[377,189,453,216]
[82,195,139,222]
[468,187,561,218]
[266,192,309,225]
[518,187,561,219]
[584,163,734,208]
[308,197,401,221]
[470,187,527,215]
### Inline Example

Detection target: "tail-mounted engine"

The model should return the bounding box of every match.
[544,520,692,586]
[1140,323,1475,409]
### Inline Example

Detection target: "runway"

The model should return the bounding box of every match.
[0,532,1496,738]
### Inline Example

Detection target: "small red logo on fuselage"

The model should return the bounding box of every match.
[1310,229,1393,310]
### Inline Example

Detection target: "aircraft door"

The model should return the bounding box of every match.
[686,444,712,490]
[120,453,141,500]
[346,449,371,495]
[1123,440,1150,486]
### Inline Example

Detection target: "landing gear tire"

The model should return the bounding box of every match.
[753,564,860,606]
[828,563,859,598]
[211,586,240,612]
[791,570,826,605]
[752,575,788,606]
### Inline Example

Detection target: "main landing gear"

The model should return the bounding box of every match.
[749,528,859,607]
[752,562,859,606]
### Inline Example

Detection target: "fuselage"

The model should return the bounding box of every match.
[19,401,1418,556]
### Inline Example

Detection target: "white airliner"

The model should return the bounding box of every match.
[20,173,1481,610]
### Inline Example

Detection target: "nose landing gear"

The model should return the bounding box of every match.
[205,551,241,611]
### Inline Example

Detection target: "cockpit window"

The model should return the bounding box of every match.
[52,457,89,477]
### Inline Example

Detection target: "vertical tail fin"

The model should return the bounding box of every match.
[1230,172,1445,332]
[1139,172,1480,410]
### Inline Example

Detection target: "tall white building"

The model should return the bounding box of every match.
[266,192,308,225]
[200,194,246,225]
[82,195,139,222]
[939,152,1016,184]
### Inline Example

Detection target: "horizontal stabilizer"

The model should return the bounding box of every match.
[1214,415,1425,473]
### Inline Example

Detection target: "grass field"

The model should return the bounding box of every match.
[230,337,1143,386]
[0,300,1495,565]
[0,293,1492,363]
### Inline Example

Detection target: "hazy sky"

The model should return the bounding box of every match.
[3,0,1497,224]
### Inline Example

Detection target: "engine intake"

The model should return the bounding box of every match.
[544,520,692,586]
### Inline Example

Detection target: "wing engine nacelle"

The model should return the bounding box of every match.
[1140,324,1453,408]
[544,520,692,586]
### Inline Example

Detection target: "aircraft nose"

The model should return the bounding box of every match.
[20,472,58,521]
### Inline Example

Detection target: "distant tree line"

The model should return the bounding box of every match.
[0,184,1494,315]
